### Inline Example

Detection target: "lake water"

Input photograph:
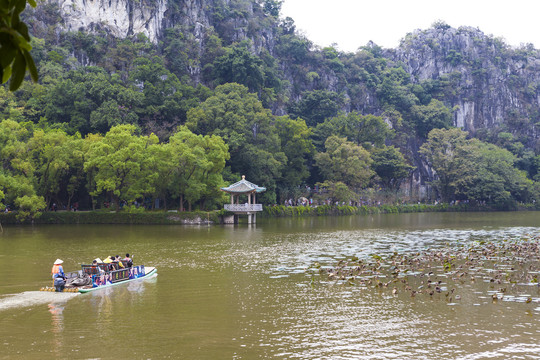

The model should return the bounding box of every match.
[1,212,539,359]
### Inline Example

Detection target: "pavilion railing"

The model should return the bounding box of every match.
[224,204,263,212]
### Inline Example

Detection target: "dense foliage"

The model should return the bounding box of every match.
[0,0,539,218]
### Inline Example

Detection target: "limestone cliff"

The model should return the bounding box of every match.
[390,25,540,140]
[21,1,540,200]
[54,0,167,42]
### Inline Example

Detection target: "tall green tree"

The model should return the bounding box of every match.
[27,128,82,208]
[186,83,285,203]
[419,128,468,202]
[371,146,414,191]
[410,99,453,138]
[84,124,158,210]
[288,90,344,127]
[313,112,394,151]
[0,119,45,220]
[167,126,229,211]
[452,139,533,205]
[315,135,374,190]
[213,45,265,93]
[274,116,313,188]
[420,128,533,206]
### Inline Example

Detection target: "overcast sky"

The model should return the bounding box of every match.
[280,0,539,52]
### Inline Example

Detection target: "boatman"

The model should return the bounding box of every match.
[51,259,67,292]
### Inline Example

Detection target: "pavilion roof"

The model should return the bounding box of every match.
[221,176,266,194]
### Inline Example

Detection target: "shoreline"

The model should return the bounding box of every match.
[0,203,538,225]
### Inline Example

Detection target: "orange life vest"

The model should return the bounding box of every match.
[51,264,62,276]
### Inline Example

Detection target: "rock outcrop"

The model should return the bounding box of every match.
[391,26,540,140]
[55,0,167,42]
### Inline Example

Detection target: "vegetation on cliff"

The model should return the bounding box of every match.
[1,0,539,219]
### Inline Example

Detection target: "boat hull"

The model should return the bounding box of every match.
[78,267,157,293]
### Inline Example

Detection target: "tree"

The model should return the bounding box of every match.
[452,139,533,206]
[0,119,45,220]
[129,57,204,139]
[167,126,229,211]
[213,45,265,93]
[315,136,374,190]
[371,146,413,192]
[90,99,139,133]
[288,90,344,127]
[186,83,285,204]
[316,180,354,204]
[410,99,453,138]
[419,128,468,202]
[313,112,394,151]
[1,0,38,90]
[274,116,313,189]
[27,128,73,208]
[262,0,283,17]
[84,125,158,210]
[420,128,533,206]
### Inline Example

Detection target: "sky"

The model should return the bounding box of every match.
[280,0,539,52]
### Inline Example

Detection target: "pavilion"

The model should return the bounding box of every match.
[221,175,266,224]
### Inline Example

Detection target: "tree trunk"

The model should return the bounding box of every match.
[113,192,120,211]
[200,199,206,211]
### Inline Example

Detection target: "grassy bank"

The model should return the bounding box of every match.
[261,202,539,217]
[1,203,537,225]
[0,210,222,225]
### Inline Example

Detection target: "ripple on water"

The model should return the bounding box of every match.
[0,291,78,311]
[225,225,540,359]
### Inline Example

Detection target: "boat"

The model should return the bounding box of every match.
[40,261,157,293]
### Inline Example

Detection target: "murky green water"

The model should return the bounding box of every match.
[1,212,539,359]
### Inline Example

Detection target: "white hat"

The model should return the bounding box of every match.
[94,258,102,263]
[54,259,63,265]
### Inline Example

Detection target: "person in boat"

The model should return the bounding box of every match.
[124,253,133,268]
[103,255,116,271]
[114,255,124,268]
[91,259,104,274]
[51,259,66,292]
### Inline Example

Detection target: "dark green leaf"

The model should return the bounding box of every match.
[16,20,30,41]
[2,65,12,84]
[22,49,37,82]
[9,51,26,91]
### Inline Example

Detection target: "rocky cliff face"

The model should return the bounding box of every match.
[53,0,275,52]
[55,0,167,42]
[30,1,540,147]
[391,26,540,140]
[23,1,540,200]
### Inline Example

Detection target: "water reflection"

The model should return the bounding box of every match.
[86,276,158,320]
[48,302,65,356]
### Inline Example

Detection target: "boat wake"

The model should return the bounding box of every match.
[0,291,78,312]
